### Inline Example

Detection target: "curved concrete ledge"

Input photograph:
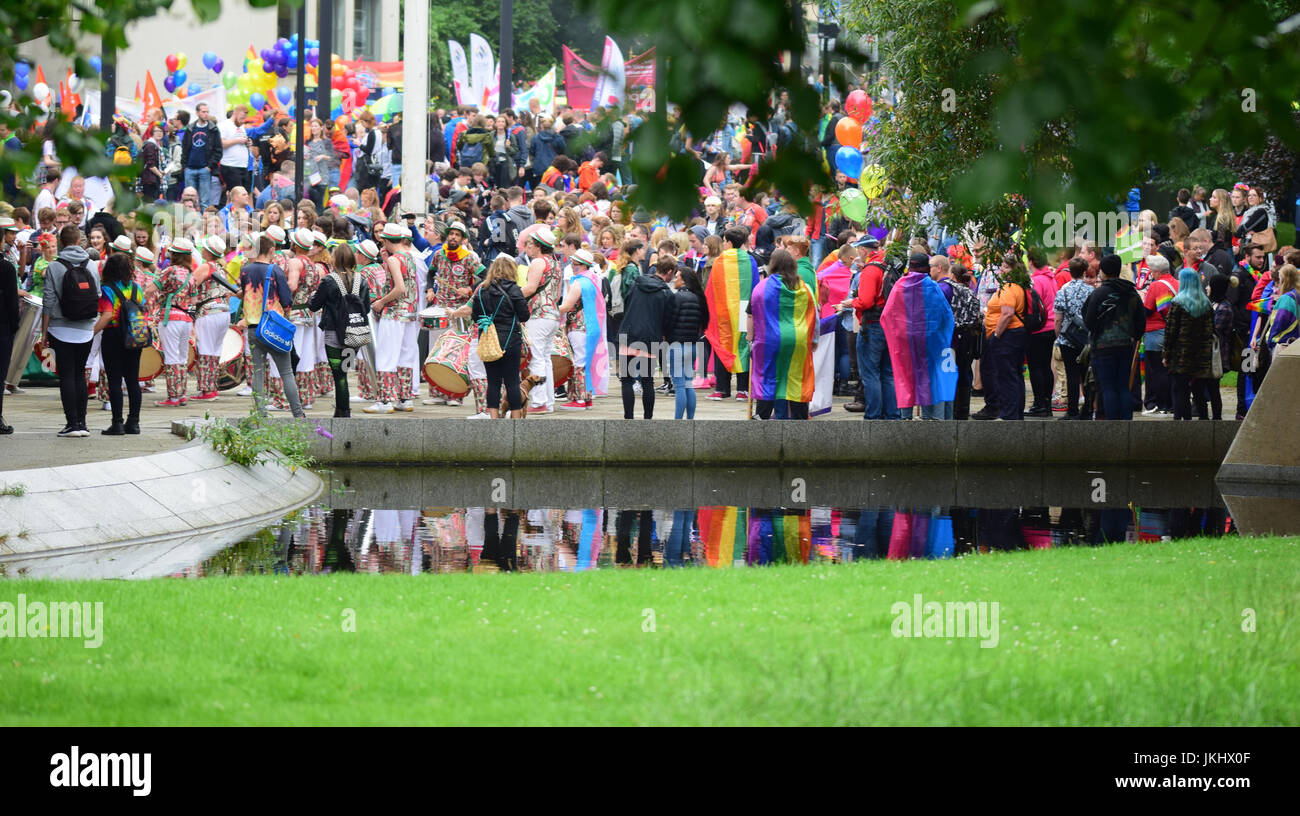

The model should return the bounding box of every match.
[0,443,322,579]
[221,417,1240,468]
[1219,341,1300,486]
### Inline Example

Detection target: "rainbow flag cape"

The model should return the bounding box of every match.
[704,248,758,373]
[574,270,609,395]
[746,510,811,565]
[879,272,956,410]
[699,507,746,567]
[749,275,817,403]
[1148,274,1177,316]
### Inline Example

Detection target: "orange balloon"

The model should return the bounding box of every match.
[835,116,863,149]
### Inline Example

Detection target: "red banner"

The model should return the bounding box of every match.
[561,45,655,112]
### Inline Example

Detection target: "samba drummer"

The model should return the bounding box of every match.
[147,237,195,407]
[284,228,325,411]
[365,223,414,414]
[307,229,335,400]
[131,246,159,394]
[519,225,563,414]
[187,235,235,402]
[353,239,385,406]
[423,220,482,410]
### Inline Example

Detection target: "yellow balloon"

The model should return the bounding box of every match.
[177,52,188,70]
[860,164,887,198]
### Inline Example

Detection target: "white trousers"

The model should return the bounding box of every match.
[375,317,403,372]
[160,320,191,366]
[194,311,229,357]
[526,317,559,409]
[294,315,321,373]
[400,321,420,395]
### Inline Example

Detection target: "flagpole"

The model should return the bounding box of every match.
[400,0,428,216]
[500,0,513,114]
[99,43,115,132]
[294,1,307,202]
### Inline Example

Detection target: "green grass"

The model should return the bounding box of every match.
[2,536,1297,725]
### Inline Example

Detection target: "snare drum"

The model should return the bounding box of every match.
[217,327,246,390]
[419,305,449,330]
[422,329,472,397]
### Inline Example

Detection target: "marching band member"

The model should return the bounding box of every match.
[147,237,195,406]
[286,228,323,410]
[353,239,386,405]
[520,225,563,413]
[365,224,413,414]
[424,220,481,410]
[309,230,335,398]
[187,235,234,401]
[132,246,159,393]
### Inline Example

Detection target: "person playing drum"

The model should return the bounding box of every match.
[284,229,324,411]
[307,230,335,399]
[519,225,563,414]
[146,237,195,406]
[187,235,234,401]
[132,246,160,393]
[353,239,386,405]
[424,220,482,409]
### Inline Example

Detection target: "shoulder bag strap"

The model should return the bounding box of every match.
[260,266,273,318]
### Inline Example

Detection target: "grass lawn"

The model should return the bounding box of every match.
[2,535,1296,726]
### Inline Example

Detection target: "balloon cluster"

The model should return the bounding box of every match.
[163,52,191,98]
[314,53,372,120]
[833,89,874,182]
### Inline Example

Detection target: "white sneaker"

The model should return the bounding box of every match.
[236,386,254,397]
[397,400,415,412]
[350,395,369,403]
[423,395,447,405]
[1141,407,1159,416]
[446,398,462,407]
[363,402,394,414]
[633,382,643,394]
[468,411,490,419]
[101,401,112,411]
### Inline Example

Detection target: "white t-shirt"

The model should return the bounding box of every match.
[33,187,56,216]
[218,118,249,168]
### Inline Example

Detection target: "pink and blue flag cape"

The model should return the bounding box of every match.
[573,269,609,395]
[879,272,957,409]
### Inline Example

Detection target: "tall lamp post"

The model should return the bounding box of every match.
[400,0,429,216]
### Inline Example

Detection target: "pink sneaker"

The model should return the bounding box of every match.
[735,391,749,401]
[706,391,726,401]
[692,377,710,389]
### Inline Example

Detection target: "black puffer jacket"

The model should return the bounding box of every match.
[663,288,706,343]
[619,274,673,346]
[309,271,372,337]
[470,279,530,351]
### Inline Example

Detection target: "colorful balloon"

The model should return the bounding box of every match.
[202,51,217,70]
[188,82,201,95]
[165,53,179,73]
[174,69,187,87]
[14,74,28,91]
[14,62,29,78]
[835,116,863,148]
[177,87,188,99]
[249,92,266,110]
[163,75,176,93]
[222,70,238,89]
[212,58,224,74]
[845,90,873,123]
[276,86,292,105]
[176,52,187,70]
[860,164,887,198]
[839,188,868,224]
[835,146,863,180]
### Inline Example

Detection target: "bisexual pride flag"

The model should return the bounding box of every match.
[880,272,956,410]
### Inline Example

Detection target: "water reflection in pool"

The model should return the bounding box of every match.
[187,504,1234,577]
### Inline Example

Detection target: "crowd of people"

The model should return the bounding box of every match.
[2,87,1297,436]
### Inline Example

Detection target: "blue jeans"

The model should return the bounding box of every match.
[810,236,830,269]
[857,322,899,420]
[1092,345,1135,420]
[920,401,954,419]
[665,510,693,567]
[184,167,213,208]
[668,342,697,419]
[389,163,402,186]
[834,324,852,382]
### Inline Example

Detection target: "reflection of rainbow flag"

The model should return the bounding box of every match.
[705,248,758,373]
[747,510,811,565]
[749,276,817,403]
[576,509,602,571]
[700,507,746,567]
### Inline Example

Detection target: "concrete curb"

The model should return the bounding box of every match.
[0,441,322,578]
[199,417,1239,467]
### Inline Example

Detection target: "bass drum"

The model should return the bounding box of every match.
[422,330,472,398]
[217,327,247,390]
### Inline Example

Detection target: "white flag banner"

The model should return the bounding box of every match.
[591,36,626,110]
[448,40,470,106]
[513,66,557,118]
[468,33,494,110]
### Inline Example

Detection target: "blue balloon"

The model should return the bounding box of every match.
[14,62,29,77]
[14,74,28,91]
[276,86,292,105]
[287,105,296,118]
[174,69,187,87]
[249,92,266,110]
[188,82,201,95]
[89,56,103,74]
[331,105,343,119]
[201,51,216,70]
[835,146,863,179]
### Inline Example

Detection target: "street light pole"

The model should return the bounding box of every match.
[400,0,429,216]
[295,0,307,201]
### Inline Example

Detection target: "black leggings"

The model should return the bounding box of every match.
[713,354,749,396]
[0,328,12,416]
[101,327,143,423]
[51,336,91,427]
[1026,330,1055,409]
[1062,345,1086,416]
[756,399,809,419]
[620,353,654,418]
[326,345,351,417]
[485,343,523,411]
[615,510,654,565]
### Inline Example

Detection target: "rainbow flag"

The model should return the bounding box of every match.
[879,272,956,410]
[699,506,746,567]
[574,269,608,395]
[1149,275,1177,315]
[704,248,758,373]
[749,275,817,403]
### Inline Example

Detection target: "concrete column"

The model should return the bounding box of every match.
[401,0,428,215]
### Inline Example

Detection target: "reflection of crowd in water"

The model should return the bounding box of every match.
[191,502,1234,577]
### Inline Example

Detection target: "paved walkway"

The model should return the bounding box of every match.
[0,375,1238,471]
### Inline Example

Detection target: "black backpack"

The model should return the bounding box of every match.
[330,272,372,348]
[1020,283,1047,333]
[60,259,99,321]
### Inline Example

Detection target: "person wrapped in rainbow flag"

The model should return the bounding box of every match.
[747,248,818,419]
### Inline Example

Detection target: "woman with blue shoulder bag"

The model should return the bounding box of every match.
[237,233,304,417]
